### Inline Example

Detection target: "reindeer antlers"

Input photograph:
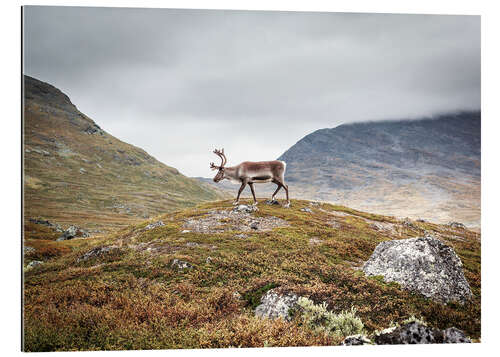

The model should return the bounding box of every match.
[211,148,227,169]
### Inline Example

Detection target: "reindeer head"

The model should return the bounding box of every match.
[210,148,227,182]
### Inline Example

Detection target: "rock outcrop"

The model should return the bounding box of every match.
[233,204,258,213]
[27,260,43,269]
[341,335,373,345]
[57,225,90,241]
[29,218,63,232]
[363,235,472,303]
[254,289,299,321]
[145,221,165,230]
[171,259,193,270]
[374,322,471,344]
[448,222,466,229]
[77,246,120,262]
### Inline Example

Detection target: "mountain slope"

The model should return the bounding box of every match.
[23,75,228,232]
[278,112,481,227]
[23,199,480,351]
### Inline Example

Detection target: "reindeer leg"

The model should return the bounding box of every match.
[233,181,247,205]
[271,183,282,201]
[248,182,258,205]
[274,178,290,207]
[283,183,290,208]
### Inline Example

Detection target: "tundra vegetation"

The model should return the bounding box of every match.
[23,199,480,351]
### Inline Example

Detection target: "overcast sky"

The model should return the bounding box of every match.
[23,6,480,177]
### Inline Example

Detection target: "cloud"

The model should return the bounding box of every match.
[23,7,480,176]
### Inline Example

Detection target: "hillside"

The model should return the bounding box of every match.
[278,112,481,228]
[23,75,228,233]
[23,199,480,351]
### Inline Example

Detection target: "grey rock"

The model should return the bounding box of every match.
[374,322,470,345]
[234,233,248,239]
[205,256,213,263]
[145,220,165,230]
[254,289,299,321]
[79,167,86,174]
[29,218,63,232]
[341,334,373,346]
[447,222,466,229]
[77,246,119,262]
[24,246,35,254]
[84,124,104,135]
[300,207,312,213]
[171,259,193,270]
[250,221,259,230]
[265,200,280,205]
[186,242,199,247]
[363,235,472,304]
[233,204,258,213]
[58,225,90,241]
[32,147,50,156]
[443,327,471,343]
[27,260,43,268]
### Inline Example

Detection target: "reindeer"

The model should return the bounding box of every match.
[210,148,290,207]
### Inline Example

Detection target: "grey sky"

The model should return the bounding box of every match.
[23,6,480,177]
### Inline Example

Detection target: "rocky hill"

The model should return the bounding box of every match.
[23,199,480,351]
[23,75,228,233]
[278,112,481,228]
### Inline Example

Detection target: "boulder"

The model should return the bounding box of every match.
[300,207,312,213]
[29,218,63,232]
[24,246,35,254]
[77,246,119,262]
[233,204,258,213]
[57,225,90,241]
[363,235,472,304]
[265,200,280,205]
[374,322,470,344]
[84,124,104,135]
[27,260,43,269]
[448,222,466,229]
[171,259,193,270]
[443,327,471,343]
[341,334,372,346]
[254,289,299,321]
[145,220,165,230]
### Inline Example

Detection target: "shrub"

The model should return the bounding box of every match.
[402,314,427,326]
[297,297,364,337]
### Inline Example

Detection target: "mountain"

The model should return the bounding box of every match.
[23,75,228,233]
[278,112,481,228]
[23,199,480,350]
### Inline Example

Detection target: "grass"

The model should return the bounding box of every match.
[23,199,481,351]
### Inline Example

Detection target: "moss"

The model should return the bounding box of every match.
[242,282,279,309]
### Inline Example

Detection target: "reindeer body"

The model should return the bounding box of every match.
[210,149,290,207]
[226,161,286,184]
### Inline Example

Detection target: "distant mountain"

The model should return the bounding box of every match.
[23,75,228,232]
[277,112,481,227]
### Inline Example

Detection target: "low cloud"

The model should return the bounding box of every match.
[24,7,480,176]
